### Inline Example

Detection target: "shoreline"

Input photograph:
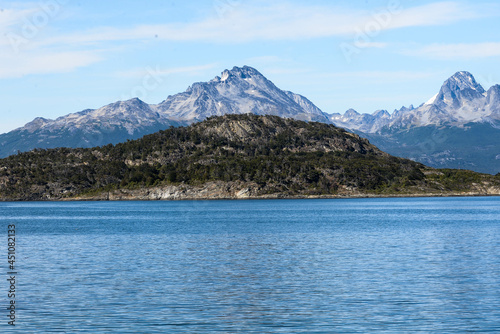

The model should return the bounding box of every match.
[2,180,500,202]
[2,192,499,203]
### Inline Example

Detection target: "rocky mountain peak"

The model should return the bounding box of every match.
[157,65,331,123]
[434,71,486,109]
[397,105,415,112]
[109,98,149,110]
[486,84,500,103]
[229,65,262,78]
[373,109,390,118]
[212,66,265,83]
[22,117,51,132]
[330,71,499,134]
[344,109,360,117]
[446,71,485,93]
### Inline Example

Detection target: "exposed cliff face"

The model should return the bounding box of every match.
[69,180,500,202]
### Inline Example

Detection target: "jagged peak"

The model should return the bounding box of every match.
[487,84,500,92]
[344,108,360,117]
[190,66,266,89]
[231,65,263,76]
[373,109,390,117]
[442,71,485,94]
[217,65,264,82]
[486,84,500,104]
[396,104,416,111]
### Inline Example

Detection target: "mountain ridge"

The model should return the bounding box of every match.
[0,66,330,157]
[331,71,500,132]
[1,67,499,173]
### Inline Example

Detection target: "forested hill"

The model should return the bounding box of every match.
[0,114,499,201]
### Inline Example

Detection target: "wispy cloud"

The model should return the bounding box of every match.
[0,51,102,78]
[116,64,219,79]
[0,6,38,30]
[404,42,500,60]
[0,1,495,78]
[0,1,103,78]
[384,1,484,29]
[316,70,440,82]
[10,1,491,47]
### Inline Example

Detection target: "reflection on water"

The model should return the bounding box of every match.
[1,197,500,333]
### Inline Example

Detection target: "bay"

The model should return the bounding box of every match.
[1,197,500,333]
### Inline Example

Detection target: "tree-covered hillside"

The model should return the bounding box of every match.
[0,114,498,200]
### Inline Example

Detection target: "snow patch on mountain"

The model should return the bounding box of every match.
[330,71,500,133]
[1,66,332,158]
[425,94,438,105]
[154,66,331,123]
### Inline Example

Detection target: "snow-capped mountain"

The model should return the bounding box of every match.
[25,98,175,136]
[0,98,185,158]
[329,71,500,174]
[1,67,498,173]
[331,71,500,133]
[0,66,330,158]
[155,66,330,123]
[330,108,395,133]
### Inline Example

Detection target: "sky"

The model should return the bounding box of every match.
[1,0,500,134]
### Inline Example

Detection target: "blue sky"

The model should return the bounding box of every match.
[1,0,500,133]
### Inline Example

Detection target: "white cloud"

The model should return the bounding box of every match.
[0,2,103,78]
[0,51,102,78]
[20,1,492,47]
[317,70,439,82]
[405,42,500,60]
[116,64,219,79]
[0,1,495,78]
[0,6,39,30]
[33,5,356,46]
[387,1,483,29]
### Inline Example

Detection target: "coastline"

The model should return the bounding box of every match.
[2,180,498,202]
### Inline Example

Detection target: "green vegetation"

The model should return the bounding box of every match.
[0,114,498,200]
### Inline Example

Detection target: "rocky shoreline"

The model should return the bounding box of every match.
[56,181,500,202]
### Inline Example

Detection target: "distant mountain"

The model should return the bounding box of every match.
[156,66,330,123]
[2,68,499,174]
[0,98,185,157]
[329,71,500,174]
[0,66,330,158]
[331,71,500,131]
[2,114,498,201]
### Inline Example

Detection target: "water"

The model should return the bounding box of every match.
[1,197,500,333]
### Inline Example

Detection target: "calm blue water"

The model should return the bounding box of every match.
[1,197,500,333]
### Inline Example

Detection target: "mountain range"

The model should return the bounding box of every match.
[1,66,499,174]
[0,66,329,158]
[332,71,500,174]
[331,71,500,132]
